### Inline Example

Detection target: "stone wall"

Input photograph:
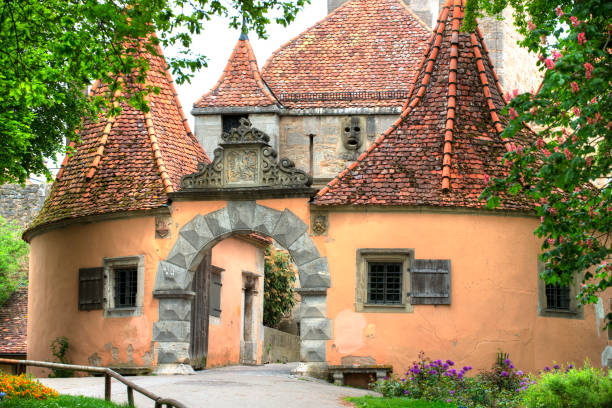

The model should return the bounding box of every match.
[262,326,301,364]
[279,114,398,182]
[0,183,49,228]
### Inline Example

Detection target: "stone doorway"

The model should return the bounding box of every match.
[152,202,331,374]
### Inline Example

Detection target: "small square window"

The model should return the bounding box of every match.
[113,267,138,308]
[103,256,144,318]
[545,283,570,311]
[367,263,402,305]
[355,249,413,313]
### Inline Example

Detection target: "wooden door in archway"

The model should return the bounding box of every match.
[190,251,211,369]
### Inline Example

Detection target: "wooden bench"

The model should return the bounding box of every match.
[328,364,393,386]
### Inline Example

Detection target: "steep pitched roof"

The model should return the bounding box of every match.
[0,289,27,355]
[314,0,534,210]
[194,32,280,109]
[261,0,431,109]
[28,44,208,232]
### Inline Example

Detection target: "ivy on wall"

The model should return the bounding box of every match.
[263,247,297,328]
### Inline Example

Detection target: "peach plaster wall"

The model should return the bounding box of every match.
[316,210,610,375]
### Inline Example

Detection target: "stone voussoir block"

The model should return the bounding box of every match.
[179,214,215,253]
[204,207,231,238]
[298,257,331,288]
[153,321,191,343]
[252,204,282,237]
[271,209,308,248]
[300,295,327,319]
[154,261,192,291]
[300,340,327,362]
[288,232,321,267]
[166,235,198,270]
[159,298,192,321]
[226,201,257,231]
[301,318,332,340]
[156,342,191,364]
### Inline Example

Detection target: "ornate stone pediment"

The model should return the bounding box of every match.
[180,119,312,190]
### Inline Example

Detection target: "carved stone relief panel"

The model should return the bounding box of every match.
[155,215,172,239]
[225,149,259,185]
[310,212,328,236]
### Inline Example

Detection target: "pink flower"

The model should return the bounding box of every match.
[536,138,545,149]
[544,58,555,70]
[584,62,594,78]
[540,216,545,223]
[527,20,536,31]
[509,107,518,119]
[548,207,557,215]
[595,112,602,122]
[512,89,519,98]
[555,7,563,17]
[552,50,562,60]
[543,149,551,158]
[547,238,555,245]
[564,147,573,160]
[571,82,579,92]
[483,174,491,184]
[578,32,586,45]
[571,16,580,27]
[586,156,593,166]
[573,107,580,116]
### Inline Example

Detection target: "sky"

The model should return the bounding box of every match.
[165,0,328,130]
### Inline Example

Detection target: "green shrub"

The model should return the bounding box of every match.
[0,216,28,305]
[0,394,128,407]
[263,247,296,328]
[48,337,73,378]
[521,362,612,408]
[346,395,456,408]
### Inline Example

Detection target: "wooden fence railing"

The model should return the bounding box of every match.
[0,358,188,408]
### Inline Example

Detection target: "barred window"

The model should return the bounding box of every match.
[545,283,570,311]
[113,267,138,308]
[367,262,402,305]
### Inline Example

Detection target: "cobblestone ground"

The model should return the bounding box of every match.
[39,363,375,408]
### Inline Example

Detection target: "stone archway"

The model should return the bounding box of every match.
[152,201,331,373]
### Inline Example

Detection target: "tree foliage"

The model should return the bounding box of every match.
[466,1,611,323]
[263,246,296,328]
[0,216,28,306]
[0,0,309,184]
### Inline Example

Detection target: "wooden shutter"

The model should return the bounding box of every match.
[78,267,105,311]
[410,259,451,305]
[209,266,223,318]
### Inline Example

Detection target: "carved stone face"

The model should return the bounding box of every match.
[342,117,363,151]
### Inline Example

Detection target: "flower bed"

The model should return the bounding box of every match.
[0,372,57,400]
[368,353,612,408]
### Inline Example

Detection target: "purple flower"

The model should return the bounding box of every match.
[457,373,464,379]
[509,364,514,369]
[404,390,410,395]
[553,364,560,370]
[568,364,574,369]
[443,363,450,370]
[516,370,523,376]
[446,360,454,366]
[429,370,438,375]
[501,371,508,377]
[447,399,452,403]
[504,358,512,365]
[449,390,455,395]
[400,378,406,382]
[435,359,442,365]
[544,366,551,372]
[412,368,421,374]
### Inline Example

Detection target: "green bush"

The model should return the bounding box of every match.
[48,337,73,378]
[346,395,456,408]
[521,363,612,408]
[0,216,28,305]
[263,247,296,328]
[0,395,128,407]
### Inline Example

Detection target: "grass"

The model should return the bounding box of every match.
[346,395,457,408]
[0,395,129,407]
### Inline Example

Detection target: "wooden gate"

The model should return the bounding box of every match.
[189,251,211,369]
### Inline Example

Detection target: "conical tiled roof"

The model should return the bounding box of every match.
[194,32,279,109]
[314,0,534,210]
[261,0,431,109]
[28,44,208,233]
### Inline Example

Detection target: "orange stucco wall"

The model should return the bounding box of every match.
[207,238,264,367]
[317,210,610,374]
[27,198,610,377]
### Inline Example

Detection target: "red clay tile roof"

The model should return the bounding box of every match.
[0,289,27,355]
[260,0,431,109]
[314,0,534,210]
[194,33,280,109]
[27,44,208,233]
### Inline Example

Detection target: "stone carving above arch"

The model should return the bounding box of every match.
[180,119,312,190]
[152,202,330,374]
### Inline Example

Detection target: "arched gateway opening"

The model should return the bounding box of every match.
[151,119,331,374]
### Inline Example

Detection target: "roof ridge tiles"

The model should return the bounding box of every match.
[143,95,174,193]
[194,34,279,109]
[85,90,121,181]
[313,0,535,211]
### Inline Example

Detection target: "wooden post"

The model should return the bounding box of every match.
[127,386,134,406]
[104,373,111,401]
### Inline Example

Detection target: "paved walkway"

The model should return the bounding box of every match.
[40,363,374,408]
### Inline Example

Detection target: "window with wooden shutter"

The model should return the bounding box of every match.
[78,267,105,311]
[210,266,223,318]
[410,259,451,305]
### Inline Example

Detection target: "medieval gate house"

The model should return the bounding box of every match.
[23,0,610,379]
